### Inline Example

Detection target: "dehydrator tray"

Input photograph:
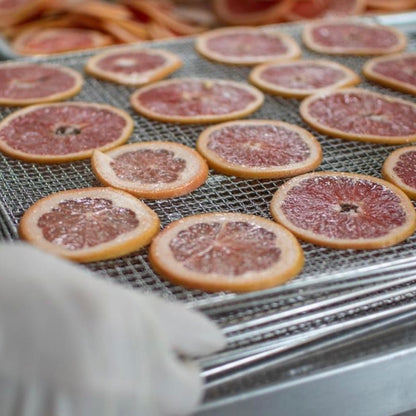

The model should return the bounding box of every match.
[1,13,416,415]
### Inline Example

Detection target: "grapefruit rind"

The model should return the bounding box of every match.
[382,147,416,200]
[92,141,209,199]
[85,47,183,86]
[300,88,416,145]
[270,171,416,250]
[213,0,295,25]
[19,187,160,263]
[0,62,84,106]
[0,102,134,163]
[363,53,416,96]
[12,27,113,56]
[149,212,304,292]
[249,59,360,98]
[130,78,264,124]
[196,120,322,179]
[302,21,407,56]
[195,26,301,66]
[285,0,366,21]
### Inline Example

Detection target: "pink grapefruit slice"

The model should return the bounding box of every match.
[149,212,304,292]
[285,0,366,21]
[12,27,113,55]
[130,78,264,124]
[0,0,47,28]
[271,171,416,250]
[213,0,295,25]
[0,102,133,163]
[300,88,416,144]
[303,21,407,55]
[196,120,322,179]
[366,0,416,11]
[250,59,360,99]
[0,62,83,106]
[195,26,301,66]
[85,47,182,87]
[92,141,209,199]
[363,53,416,96]
[19,187,160,263]
[382,147,416,200]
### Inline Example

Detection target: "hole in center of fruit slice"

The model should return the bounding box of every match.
[339,203,359,213]
[55,125,82,136]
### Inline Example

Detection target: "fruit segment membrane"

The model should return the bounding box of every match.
[394,150,416,188]
[260,63,346,89]
[169,221,281,276]
[0,65,76,100]
[206,32,289,57]
[0,105,127,155]
[311,23,401,49]
[306,91,416,137]
[206,124,311,167]
[280,175,408,239]
[38,197,139,250]
[136,81,258,116]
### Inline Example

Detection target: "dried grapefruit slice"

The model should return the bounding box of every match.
[285,0,366,21]
[92,141,209,199]
[0,0,47,28]
[382,147,416,200]
[130,78,264,124]
[85,47,182,86]
[303,21,407,55]
[271,171,416,250]
[250,59,360,99]
[149,212,304,292]
[196,120,322,179]
[366,0,416,12]
[12,27,113,55]
[195,26,301,66]
[363,53,416,96]
[19,187,160,263]
[300,88,416,144]
[213,0,295,25]
[0,62,83,106]
[0,102,133,163]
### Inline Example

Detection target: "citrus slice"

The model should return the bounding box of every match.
[363,53,416,96]
[12,27,113,55]
[366,0,416,11]
[285,0,366,21]
[270,171,416,250]
[213,0,295,25]
[195,26,301,66]
[382,147,416,200]
[0,102,133,163]
[92,141,209,199]
[300,88,416,144]
[196,120,322,179]
[130,78,264,124]
[149,212,304,292]
[0,62,83,106]
[250,59,360,98]
[0,0,47,28]
[19,187,160,262]
[85,47,182,86]
[303,21,407,55]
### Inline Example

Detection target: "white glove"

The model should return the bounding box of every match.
[0,242,226,416]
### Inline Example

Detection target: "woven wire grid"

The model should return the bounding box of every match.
[1,18,416,308]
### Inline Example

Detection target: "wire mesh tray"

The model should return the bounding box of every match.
[1,16,416,302]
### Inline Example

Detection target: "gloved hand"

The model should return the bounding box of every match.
[0,242,226,416]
